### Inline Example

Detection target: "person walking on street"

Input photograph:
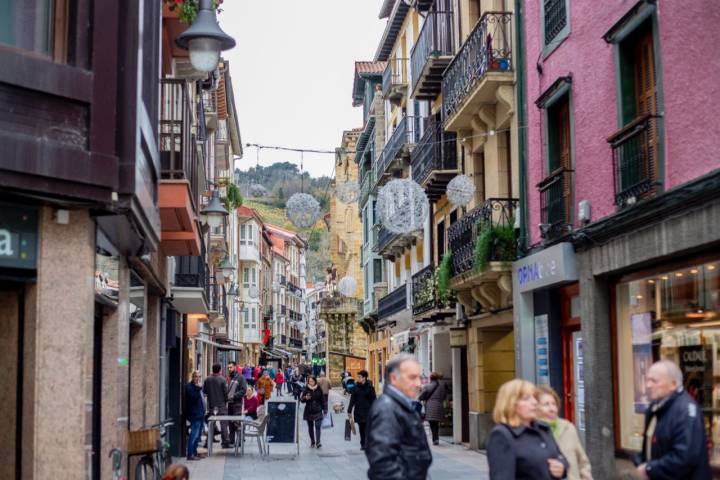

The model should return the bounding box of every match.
[419,372,447,446]
[203,363,231,448]
[487,379,567,479]
[634,360,711,479]
[347,369,376,450]
[275,369,285,397]
[317,371,332,406]
[285,365,294,393]
[365,353,432,479]
[291,369,304,401]
[243,385,260,420]
[227,361,247,447]
[301,375,327,448]
[243,364,253,387]
[184,371,205,461]
[269,365,276,381]
[536,386,592,480]
[257,370,274,405]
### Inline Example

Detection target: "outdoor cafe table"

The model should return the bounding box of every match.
[206,415,251,457]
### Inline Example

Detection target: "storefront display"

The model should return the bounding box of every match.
[615,259,720,465]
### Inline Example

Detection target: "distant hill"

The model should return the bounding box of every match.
[237,163,331,284]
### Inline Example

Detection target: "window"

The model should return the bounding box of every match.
[0,0,57,57]
[373,259,383,284]
[536,77,574,234]
[437,219,446,261]
[240,224,246,245]
[251,307,257,329]
[541,0,570,57]
[251,267,256,286]
[243,307,249,328]
[243,268,250,288]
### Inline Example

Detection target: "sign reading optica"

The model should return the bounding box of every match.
[0,204,38,270]
[514,242,578,293]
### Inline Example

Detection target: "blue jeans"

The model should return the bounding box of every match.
[187,419,203,458]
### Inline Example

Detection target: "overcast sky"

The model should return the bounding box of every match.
[220,1,387,178]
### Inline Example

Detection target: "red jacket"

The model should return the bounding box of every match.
[275,371,284,384]
[253,367,261,379]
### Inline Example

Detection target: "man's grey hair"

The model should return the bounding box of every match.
[653,359,683,386]
[385,353,419,382]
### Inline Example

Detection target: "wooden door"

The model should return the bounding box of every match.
[559,284,580,421]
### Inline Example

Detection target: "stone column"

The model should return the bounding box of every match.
[577,253,615,479]
[32,207,95,479]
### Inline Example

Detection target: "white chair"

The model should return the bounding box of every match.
[242,415,270,456]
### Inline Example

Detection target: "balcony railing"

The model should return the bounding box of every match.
[160,79,201,205]
[376,226,398,253]
[378,284,407,320]
[377,116,419,181]
[608,114,661,209]
[442,12,513,121]
[411,9,454,98]
[411,115,457,188]
[290,338,303,348]
[448,198,517,276]
[412,265,438,316]
[382,57,409,98]
[538,168,573,239]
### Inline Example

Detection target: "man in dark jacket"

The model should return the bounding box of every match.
[635,360,711,479]
[227,361,247,446]
[366,353,432,479]
[347,369,376,449]
[185,371,205,460]
[203,363,231,448]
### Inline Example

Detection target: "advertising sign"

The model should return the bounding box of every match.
[535,314,550,386]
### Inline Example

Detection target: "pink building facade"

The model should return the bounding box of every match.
[513,1,720,477]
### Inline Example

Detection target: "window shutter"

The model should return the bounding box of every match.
[633,30,659,185]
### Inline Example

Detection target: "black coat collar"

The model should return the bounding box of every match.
[506,421,551,437]
[383,385,416,413]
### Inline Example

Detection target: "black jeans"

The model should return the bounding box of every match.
[357,421,367,448]
[429,420,440,443]
[228,402,243,445]
[307,418,322,446]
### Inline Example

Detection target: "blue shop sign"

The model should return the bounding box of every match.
[0,204,38,269]
[514,242,578,293]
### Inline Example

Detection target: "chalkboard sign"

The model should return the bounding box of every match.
[266,400,298,448]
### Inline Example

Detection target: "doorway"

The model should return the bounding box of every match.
[559,283,585,442]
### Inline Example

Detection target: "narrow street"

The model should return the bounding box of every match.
[183,389,489,479]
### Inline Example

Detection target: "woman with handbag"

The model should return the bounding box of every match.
[419,372,447,446]
[301,375,327,448]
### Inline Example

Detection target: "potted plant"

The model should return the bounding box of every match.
[162,0,224,24]
[473,219,516,272]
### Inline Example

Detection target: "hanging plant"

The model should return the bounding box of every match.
[437,251,454,307]
[163,0,224,24]
[223,183,243,211]
[473,219,517,272]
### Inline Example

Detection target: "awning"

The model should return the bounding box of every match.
[195,336,243,352]
[261,348,285,359]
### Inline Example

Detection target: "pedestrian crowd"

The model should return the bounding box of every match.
[179,355,709,480]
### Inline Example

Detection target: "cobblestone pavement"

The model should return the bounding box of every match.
[181,389,489,479]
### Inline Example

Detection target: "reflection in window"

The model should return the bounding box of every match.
[0,0,55,56]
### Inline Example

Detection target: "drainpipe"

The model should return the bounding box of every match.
[515,0,529,254]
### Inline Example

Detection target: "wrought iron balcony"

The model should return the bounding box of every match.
[608,114,661,209]
[378,284,407,320]
[375,226,398,254]
[537,168,574,239]
[448,198,517,276]
[412,265,437,316]
[411,115,457,199]
[382,57,409,102]
[290,338,303,348]
[442,12,513,122]
[411,9,454,99]
[376,116,419,184]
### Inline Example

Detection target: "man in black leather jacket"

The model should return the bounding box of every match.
[635,360,711,480]
[365,353,432,479]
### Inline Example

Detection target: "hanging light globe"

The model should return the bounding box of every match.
[377,178,429,234]
[446,175,475,207]
[337,275,357,297]
[248,285,259,299]
[250,184,268,198]
[336,181,360,204]
[286,193,321,229]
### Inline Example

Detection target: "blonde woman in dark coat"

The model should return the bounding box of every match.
[419,372,447,445]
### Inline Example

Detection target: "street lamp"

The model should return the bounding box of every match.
[175,0,236,73]
[200,189,228,228]
[219,256,234,279]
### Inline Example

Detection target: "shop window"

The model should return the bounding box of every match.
[615,260,720,466]
[541,0,570,57]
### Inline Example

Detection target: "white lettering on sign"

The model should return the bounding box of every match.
[0,229,14,257]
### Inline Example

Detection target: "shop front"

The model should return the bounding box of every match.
[513,242,582,427]
[613,256,720,467]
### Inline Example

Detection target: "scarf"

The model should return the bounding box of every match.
[307,383,318,391]
[546,418,559,438]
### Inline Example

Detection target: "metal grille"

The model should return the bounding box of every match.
[544,0,567,45]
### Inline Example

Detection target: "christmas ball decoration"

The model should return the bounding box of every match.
[248,285,259,299]
[336,181,360,204]
[337,275,357,297]
[446,175,475,207]
[377,178,429,234]
[250,184,268,197]
[286,193,321,229]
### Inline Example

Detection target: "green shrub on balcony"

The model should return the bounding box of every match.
[473,219,516,272]
[437,251,455,307]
